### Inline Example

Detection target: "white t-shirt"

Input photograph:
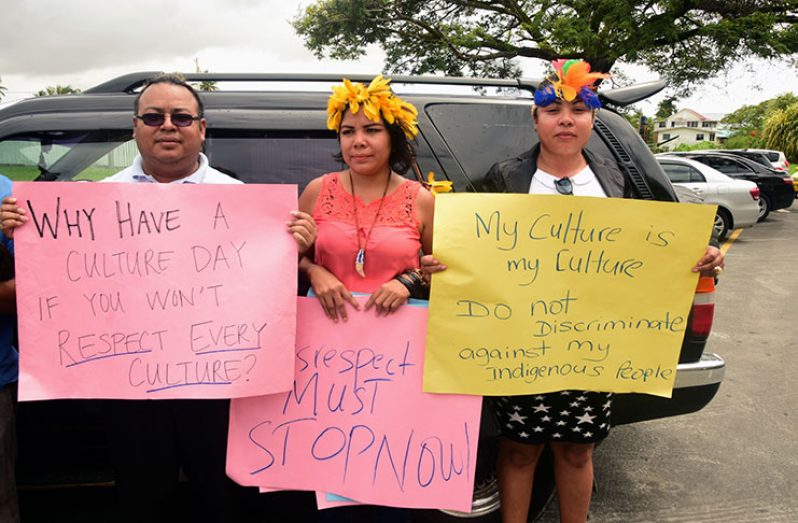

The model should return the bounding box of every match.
[529,164,607,198]
[102,153,242,185]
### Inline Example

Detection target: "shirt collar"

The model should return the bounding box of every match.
[534,164,593,189]
[130,153,209,184]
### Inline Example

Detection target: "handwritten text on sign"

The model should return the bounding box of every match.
[423,194,715,398]
[14,182,298,400]
[227,298,482,512]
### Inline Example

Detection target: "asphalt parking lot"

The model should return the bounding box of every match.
[18,205,798,523]
[537,205,798,522]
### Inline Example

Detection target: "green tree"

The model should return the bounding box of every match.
[723,133,758,149]
[192,59,218,92]
[622,108,654,145]
[293,1,798,91]
[722,92,798,147]
[197,79,218,92]
[674,141,717,152]
[35,85,81,97]
[194,71,218,92]
[656,96,678,120]
[763,101,798,160]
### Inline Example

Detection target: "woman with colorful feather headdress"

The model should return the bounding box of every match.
[421,58,725,523]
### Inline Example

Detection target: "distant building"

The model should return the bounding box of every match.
[654,109,726,150]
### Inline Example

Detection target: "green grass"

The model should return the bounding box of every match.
[74,166,119,181]
[0,164,118,182]
[0,165,40,181]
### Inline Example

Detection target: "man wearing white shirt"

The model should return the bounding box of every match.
[105,75,241,186]
[1,74,315,522]
[103,74,245,523]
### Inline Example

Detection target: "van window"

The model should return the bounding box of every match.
[0,131,133,181]
[205,130,343,189]
[426,103,535,184]
[426,102,618,188]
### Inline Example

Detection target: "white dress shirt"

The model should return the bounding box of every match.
[102,153,242,185]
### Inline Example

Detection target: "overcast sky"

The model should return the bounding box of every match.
[2,0,796,117]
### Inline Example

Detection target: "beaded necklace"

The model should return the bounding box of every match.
[348,169,392,278]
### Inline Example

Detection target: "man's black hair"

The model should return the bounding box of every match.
[133,73,205,117]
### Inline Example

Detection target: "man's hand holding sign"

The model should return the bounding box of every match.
[13,181,298,400]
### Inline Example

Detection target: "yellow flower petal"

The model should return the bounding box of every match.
[426,172,453,196]
[326,75,419,138]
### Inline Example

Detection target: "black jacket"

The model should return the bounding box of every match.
[481,144,719,247]
[483,144,630,198]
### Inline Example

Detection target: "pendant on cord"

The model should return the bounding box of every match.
[355,248,366,278]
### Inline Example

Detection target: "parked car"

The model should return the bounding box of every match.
[746,148,790,172]
[662,151,794,221]
[718,149,777,169]
[657,155,760,239]
[0,72,725,522]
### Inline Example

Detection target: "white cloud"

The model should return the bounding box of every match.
[1,0,795,115]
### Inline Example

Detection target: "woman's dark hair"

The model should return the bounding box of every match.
[334,111,416,174]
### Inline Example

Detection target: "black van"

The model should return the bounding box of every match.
[0,73,725,522]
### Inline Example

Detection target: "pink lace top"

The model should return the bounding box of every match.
[312,172,423,293]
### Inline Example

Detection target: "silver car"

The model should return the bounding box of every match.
[657,155,760,240]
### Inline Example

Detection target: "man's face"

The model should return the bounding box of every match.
[534,100,594,157]
[133,83,206,179]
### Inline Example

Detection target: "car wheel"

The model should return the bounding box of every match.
[713,209,731,240]
[757,194,771,222]
[414,445,555,523]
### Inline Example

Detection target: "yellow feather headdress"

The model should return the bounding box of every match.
[327,75,419,139]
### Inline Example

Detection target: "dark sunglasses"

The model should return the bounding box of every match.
[135,113,201,127]
[554,177,574,195]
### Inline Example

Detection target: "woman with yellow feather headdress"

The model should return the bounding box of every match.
[299,75,435,323]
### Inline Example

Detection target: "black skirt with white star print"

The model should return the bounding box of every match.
[491,390,613,444]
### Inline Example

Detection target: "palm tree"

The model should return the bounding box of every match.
[192,59,218,92]
[0,77,7,102]
[764,102,798,160]
[197,79,219,92]
[35,85,81,97]
[195,70,218,92]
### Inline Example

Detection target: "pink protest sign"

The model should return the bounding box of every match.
[227,297,481,512]
[14,181,297,400]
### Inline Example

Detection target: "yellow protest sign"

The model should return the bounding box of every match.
[423,194,716,398]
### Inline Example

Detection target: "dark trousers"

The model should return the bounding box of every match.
[104,399,244,523]
[317,506,411,523]
[0,383,19,523]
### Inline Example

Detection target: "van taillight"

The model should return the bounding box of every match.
[691,276,715,337]
[750,187,760,200]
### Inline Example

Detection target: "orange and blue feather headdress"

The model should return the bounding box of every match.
[534,59,610,110]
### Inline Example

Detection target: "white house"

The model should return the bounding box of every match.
[654,109,726,150]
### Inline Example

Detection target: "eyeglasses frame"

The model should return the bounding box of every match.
[135,113,202,128]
